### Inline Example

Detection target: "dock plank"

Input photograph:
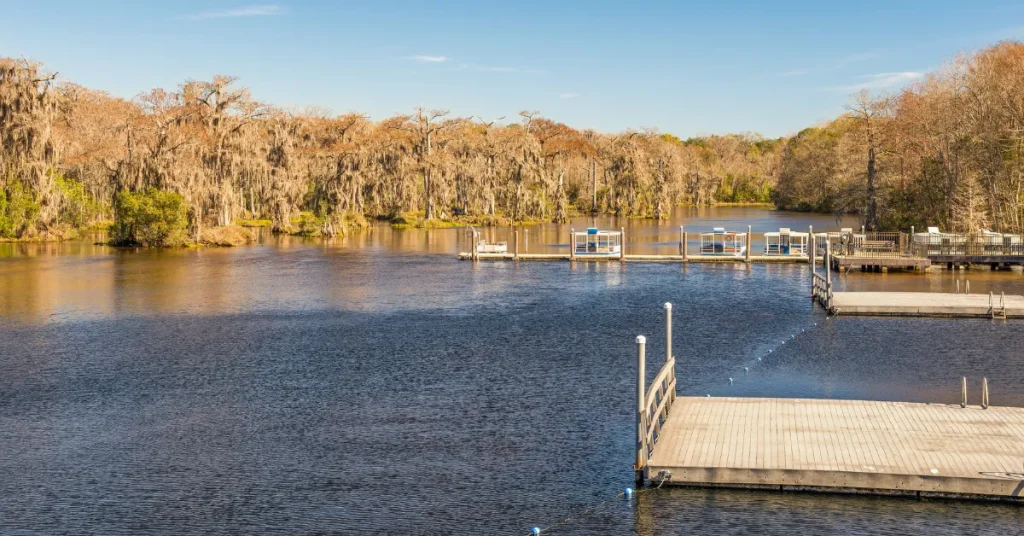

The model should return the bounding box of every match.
[646,397,1024,499]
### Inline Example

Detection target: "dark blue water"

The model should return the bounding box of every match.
[2,219,1024,534]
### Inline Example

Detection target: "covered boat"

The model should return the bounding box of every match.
[700,228,746,256]
[764,228,809,256]
[573,228,622,256]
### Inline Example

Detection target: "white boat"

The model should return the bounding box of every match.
[700,228,746,256]
[573,228,622,256]
[911,226,964,254]
[764,228,809,256]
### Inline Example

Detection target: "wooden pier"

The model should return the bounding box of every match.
[634,304,1024,501]
[826,291,1024,318]
[456,252,810,263]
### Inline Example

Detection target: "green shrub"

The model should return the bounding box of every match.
[0,179,42,238]
[111,188,189,246]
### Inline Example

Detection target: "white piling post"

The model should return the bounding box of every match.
[681,226,688,261]
[635,335,647,485]
[808,225,814,263]
[746,225,752,262]
[570,228,575,261]
[679,226,684,257]
[825,240,832,309]
[966,280,970,295]
[664,303,672,363]
[982,377,990,409]
[956,280,960,294]
[621,227,626,261]
[961,377,967,408]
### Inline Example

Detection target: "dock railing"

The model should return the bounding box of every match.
[635,303,677,485]
[832,231,910,258]
[812,272,832,310]
[911,234,1024,258]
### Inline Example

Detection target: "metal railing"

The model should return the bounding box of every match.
[634,303,677,486]
[830,232,910,258]
[910,235,1024,257]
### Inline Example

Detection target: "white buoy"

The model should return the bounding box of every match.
[623,488,634,498]
[531,528,542,535]
[728,377,733,384]
[744,367,749,374]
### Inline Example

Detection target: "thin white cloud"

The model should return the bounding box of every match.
[559,93,580,99]
[406,55,449,63]
[833,51,880,69]
[182,4,282,20]
[830,71,924,92]
[458,63,543,74]
[775,68,810,77]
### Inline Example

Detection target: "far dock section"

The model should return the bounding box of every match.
[828,291,1024,318]
[634,305,1024,501]
[461,225,816,263]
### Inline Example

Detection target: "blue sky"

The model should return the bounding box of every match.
[2,1,1024,137]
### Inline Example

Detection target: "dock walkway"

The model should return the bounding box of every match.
[633,304,1024,501]
[828,291,1024,318]
[647,397,1024,499]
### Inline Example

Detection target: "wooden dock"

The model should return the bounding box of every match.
[633,304,1024,501]
[457,253,809,263]
[646,396,1024,500]
[820,291,1024,318]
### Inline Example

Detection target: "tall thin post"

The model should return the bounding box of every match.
[664,303,672,363]
[635,335,647,486]
[621,227,626,260]
[472,229,478,261]
[746,225,752,262]
[591,159,598,213]
[514,230,519,260]
[961,377,968,408]
[825,240,832,310]
[679,226,684,256]
[570,228,575,261]
[808,225,814,263]
[982,377,990,409]
[809,234,816,289]
[682,227,688,261]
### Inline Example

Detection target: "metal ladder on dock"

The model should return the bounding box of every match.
[989,291,1007,320]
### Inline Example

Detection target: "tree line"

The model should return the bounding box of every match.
[1,41,1023,244]
[774,41,1024,234]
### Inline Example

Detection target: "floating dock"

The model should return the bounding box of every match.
[456,253,809,263]
[646,396,1024,500]
[633,304,1024,502]
[829,291,1024,318]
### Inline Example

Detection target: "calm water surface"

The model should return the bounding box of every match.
[2,208,1023,535]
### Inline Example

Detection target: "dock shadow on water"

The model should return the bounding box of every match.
[2,215,1024,535]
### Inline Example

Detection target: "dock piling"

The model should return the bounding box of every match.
[514,230,519,260]
[621,227,626,260]
[570,228,575,261]
[635,335,647,485]
[745,225,752,263]
[679,226,684,257]
[982,377,990,409]
[681,226,688,261]
[665,302,672,363]
[961,377,968,408]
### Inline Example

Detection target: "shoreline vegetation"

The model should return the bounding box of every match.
[3,41,1024,246]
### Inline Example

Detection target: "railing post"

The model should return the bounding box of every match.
[966,280,970,295]
[635,335,647,486]
[746,225,752,262]
[514,230,520,260]
[808,225,814,263]
[472,229,478,261]
[961,376,967,408]
[982,377,990,409]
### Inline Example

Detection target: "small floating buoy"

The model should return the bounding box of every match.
[728,377,733,384]
[801,328,805,332]
[531,528,542,535]
[744,367,749,374]
[791,334,795,339]
[768,349,773,353]
[623,488,634,498]
[756,357,762,361]
[706,394,711,397]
